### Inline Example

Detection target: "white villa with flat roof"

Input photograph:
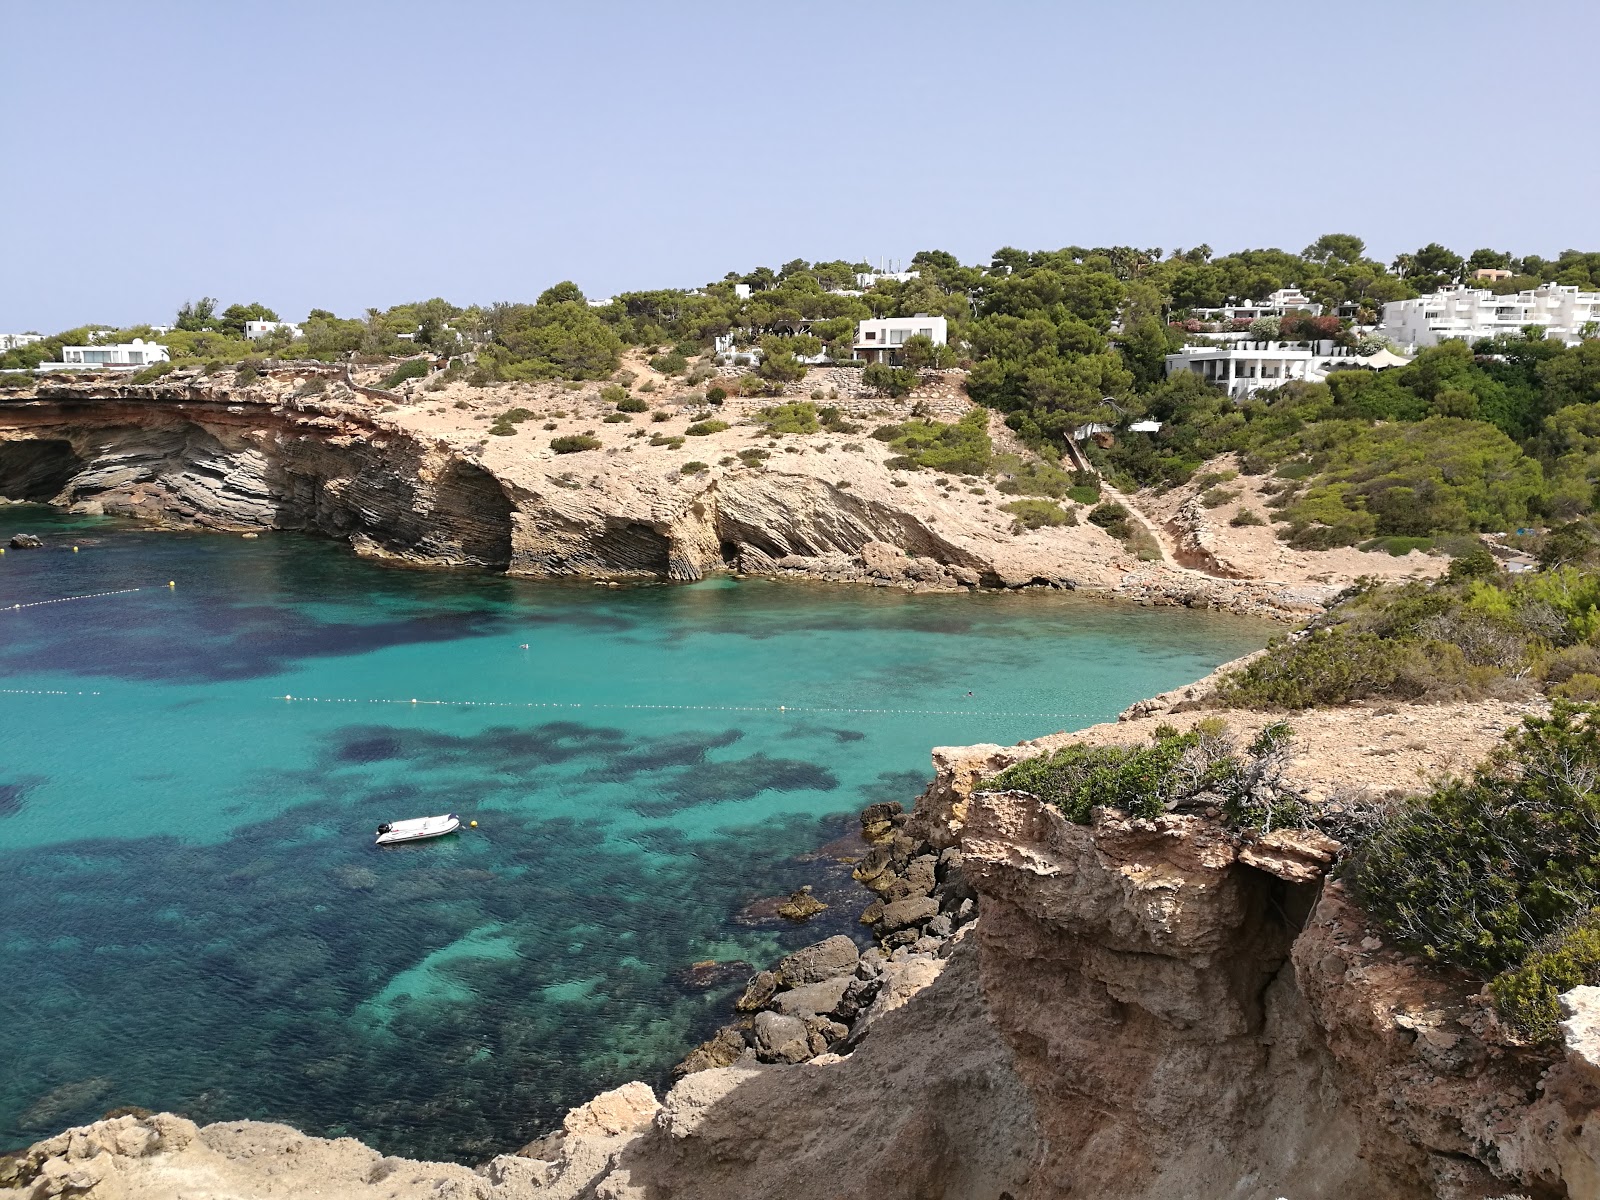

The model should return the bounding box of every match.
[854,315,946,364]
[1165,340,1403,399]
[1382,284,1600,350]
[1188,287,1322,322]
[0,333,45,351]
[41,339,170,371]
[244,320,303,341]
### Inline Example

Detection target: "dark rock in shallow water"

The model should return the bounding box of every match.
[775,886,828,922]
[673,959,753,991]
[775,935,859,987]
[9,533,43,548]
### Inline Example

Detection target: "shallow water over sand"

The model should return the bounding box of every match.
[0,507,1270,1160]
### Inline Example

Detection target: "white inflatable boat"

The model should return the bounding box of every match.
[374,813,461,846]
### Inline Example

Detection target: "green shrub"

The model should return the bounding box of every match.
[381,358,431,389]
[1003,498,1070,530]
[1359,535,1435,556]
[235,363,260,386]
[1490,911,1600,1041]
[1066,483,1102,505]
[992,454,1075,499]
[649,351,689,375]
[616,394,648,413]
[1215,628,1478,709]
[551,435,602,453]
[1351,704,1600,980]
[600,384,628,405]
[681,461,709,474]
[760,402,819,434]
[131,361,178,384]
[1200,486,1239,509]
[738,448,769,467]
[862,362,919,398]
[1087,501,1132,538]
[603,413,630,423]
[985,722,1302,830]
[685,419,729,437]
[1230,509,1266,527]
[872,410,991,474]
[818,406,860,434]
[706,383,729,404]
[650,434,685,449]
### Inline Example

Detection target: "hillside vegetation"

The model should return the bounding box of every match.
[6,237,1600,545]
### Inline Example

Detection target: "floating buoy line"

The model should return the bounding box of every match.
[269,694,1107,719]
[3,583,175,611]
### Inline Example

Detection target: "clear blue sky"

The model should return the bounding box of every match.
[2,0,1596,331]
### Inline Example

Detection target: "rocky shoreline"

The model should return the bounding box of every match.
[0,367,1431,621]
[9,681,1599,1197]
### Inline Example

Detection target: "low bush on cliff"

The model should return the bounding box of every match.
[1489,911,1600,1041]
[1002,498,1072,531]
[685,419,729,437]
[1216,560,1600,709]
[869,409,992,474]
[380,358,431,389]
[1349,703,1600,1039]
[550,435,601,453]
[985,721,1305,830]
[759,402,819,434]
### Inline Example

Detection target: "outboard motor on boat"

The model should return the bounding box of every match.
[376,823,392,835]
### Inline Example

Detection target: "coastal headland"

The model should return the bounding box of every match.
[0,357,1442,620]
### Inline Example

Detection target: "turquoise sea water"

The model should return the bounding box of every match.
[0,507,1270,1160]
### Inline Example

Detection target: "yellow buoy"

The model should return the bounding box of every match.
[168,581,175,588]
[73,546,79,553]
[469,820,478,828]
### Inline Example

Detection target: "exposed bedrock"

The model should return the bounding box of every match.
[0,388,989,585]
[0,401,514,569]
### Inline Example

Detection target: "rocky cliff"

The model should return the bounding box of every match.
[0,366,1435,616]
[10,714,1597,1199]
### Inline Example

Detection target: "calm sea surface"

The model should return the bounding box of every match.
[0,506,1270,1160]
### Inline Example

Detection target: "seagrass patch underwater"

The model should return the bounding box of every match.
[0,507,1271,1161]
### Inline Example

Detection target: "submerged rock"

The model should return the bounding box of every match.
[774,886,829,922]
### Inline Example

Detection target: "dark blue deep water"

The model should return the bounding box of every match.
[0,507,1270,1160]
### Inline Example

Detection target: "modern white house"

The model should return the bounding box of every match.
[1381,284,1600,350]
[1164,340,1403,399]
[0,333,45,351]
[854,315,947,364]
[41,339,171,371]
[243,320,303,341]
[855,270,920,289]
[1188,286,1322,322]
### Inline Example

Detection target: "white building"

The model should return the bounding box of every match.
[1188,286,1323,323]
[42,339,170,371]
[244,320,303,341]
[733,283,752,300]
[854,315,947,364]
[1164,340,1398,399]
[1382,284,1600,350]
[0,333,45,351]
[855,270,919,289]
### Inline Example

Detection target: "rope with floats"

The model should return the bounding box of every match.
[268,694,1110,719]
[3,583,176,611]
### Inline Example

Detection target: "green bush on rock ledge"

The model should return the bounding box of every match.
[551,435,602,454]
[1348,703,1600,1040]
[984,721,1304,830]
